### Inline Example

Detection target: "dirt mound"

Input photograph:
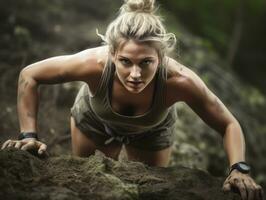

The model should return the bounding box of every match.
[0,148,241,200]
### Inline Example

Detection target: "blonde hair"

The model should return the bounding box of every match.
[97,0,176,62]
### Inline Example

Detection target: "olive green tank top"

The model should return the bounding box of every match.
[83,57,177,135]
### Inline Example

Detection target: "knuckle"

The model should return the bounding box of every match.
[244,180,252,186]
[223,182,230,186]
[256,186,263,193]
[22,146,29,150]
[232,178,239,183]
[22,138,35,142]
[238,186,245,190]
[28,140,35,145]
[249,187,256,193]
[15,143,21,147]
[256,185,262,190]
[7,142,13,147]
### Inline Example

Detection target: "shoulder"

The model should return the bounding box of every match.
[79,46,112,93]
[164,57,210,106]
[72,45,109,74]
[63,45,110,85]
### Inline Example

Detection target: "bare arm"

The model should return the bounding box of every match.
[1,47,107,154]
[17,47,104,133]
[166,58,245,165]
[181,71,245,166]
[166,58,264,200]
[182,76,245,166]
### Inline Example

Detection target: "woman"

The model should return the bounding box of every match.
[1,0,264,199]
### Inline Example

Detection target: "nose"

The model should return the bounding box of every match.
[130,65,141,80]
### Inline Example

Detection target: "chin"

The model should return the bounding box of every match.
[125,84,146,94]
[123,84,145,94]
[128,89,143,94]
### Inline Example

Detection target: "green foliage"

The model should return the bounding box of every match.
[158,0,265,53]
[247,0,266,13]
[158,0,238,53]
[158,0,266,93]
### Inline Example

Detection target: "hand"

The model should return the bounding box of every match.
[1,138,47,155]
[223,169,264,200]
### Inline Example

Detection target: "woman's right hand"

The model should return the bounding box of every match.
[1,138,47,155]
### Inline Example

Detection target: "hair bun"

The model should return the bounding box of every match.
[121,0,155,13]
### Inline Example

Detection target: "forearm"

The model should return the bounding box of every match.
[223,120,246,166]
[17,70,39,132]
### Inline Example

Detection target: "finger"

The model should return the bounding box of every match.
[234,179,248,200]
[223,182,232,192]
[7,141,15,148]
[1,140,11,149]
[250,182,260,200]
[259,187,264,200]
[244,180,255,200]
[37,142,47,154]
[14,141,23,149]
[21,141,36,151]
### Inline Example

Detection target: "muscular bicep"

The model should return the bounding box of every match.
[165,58,236,135]
[20,49,99,84]
[183,73,236,135]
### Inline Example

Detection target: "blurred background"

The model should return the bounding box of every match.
[0,0,265,188]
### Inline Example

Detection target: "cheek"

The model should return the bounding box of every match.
[116,65,129,80]
[145,65,158,78]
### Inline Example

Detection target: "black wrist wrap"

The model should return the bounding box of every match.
[18,132,38,140]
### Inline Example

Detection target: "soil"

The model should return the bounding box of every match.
[0,148,242,200]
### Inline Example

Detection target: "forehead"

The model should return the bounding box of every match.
[116,39,158,59]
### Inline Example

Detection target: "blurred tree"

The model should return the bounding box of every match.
[158,0,266,93]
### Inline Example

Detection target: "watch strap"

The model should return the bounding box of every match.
[229,161,250,175]
[18,132,38,140]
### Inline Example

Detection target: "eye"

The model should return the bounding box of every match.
[119,58,131,66]
[141,60,152,66]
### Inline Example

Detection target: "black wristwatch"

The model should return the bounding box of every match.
[229,161,251,175]
[18,132,39,140]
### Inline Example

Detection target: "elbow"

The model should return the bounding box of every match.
[229,118,241,130]
[18,67,38,87]
[222,118,242,137]
[20,65,33,78]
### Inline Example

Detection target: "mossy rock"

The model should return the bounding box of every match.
[0,149,243,200]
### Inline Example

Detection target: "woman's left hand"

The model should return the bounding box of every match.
[223,169,264,200]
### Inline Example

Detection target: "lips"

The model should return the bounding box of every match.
[128,81,143,84]
[127,81,143,88]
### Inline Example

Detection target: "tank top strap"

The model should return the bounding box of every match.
[94,56,114,98]
[153,66,167,110]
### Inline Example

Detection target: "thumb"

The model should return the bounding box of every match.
[37,142,47,155]
[223,182,232,193]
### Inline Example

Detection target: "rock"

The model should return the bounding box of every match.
[169,142,208,170]
[0,149,241,200]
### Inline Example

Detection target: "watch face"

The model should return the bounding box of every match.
[239,163,250,171]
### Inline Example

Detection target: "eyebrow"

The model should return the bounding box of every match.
[118,55,155,60]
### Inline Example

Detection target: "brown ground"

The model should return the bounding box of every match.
[0,148,242,200]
